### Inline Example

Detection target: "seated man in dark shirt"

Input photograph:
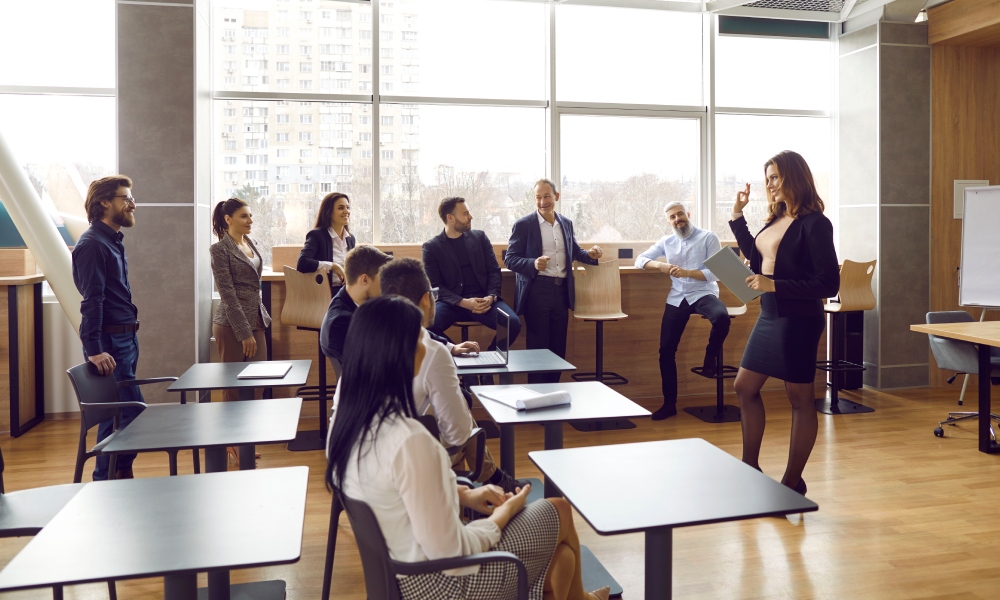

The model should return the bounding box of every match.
[422,197,521,351]
[320,245,392,363]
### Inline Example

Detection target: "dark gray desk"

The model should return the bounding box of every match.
[457,349,575,385]
[0,483,84,538]
[168,360,311,466]
[101,398,303,473]
[530,439,818,600]
[0,467,309,600]
[470,381,650,483]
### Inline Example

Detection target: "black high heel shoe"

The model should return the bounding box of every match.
[792,479,807,495]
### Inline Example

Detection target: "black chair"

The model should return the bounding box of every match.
[66,362,191,482]
[0,446,117,600]
[336,490,528,600]
[320,415,487,600]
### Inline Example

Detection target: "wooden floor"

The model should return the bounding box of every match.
[2,385,1000,599]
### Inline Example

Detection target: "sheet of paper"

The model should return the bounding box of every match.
[477,386,541,409]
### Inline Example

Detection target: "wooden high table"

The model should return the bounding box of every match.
[0,274,44,437]
[911,321,1000,453]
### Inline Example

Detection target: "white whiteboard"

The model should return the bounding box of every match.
[960,185,1000,307]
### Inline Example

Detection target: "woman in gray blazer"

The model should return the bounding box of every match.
[210,197,272,406]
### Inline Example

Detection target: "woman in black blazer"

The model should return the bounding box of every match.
[729,151,840,496]
[296,192,356,286]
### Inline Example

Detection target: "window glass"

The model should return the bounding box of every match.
[713,115,831,241]
[560,115,701,241]
[0,0,115,88]
[213,100,373,266]
[715,35,831,111]
[214,1,371,94]
[378,104,544,244]
[557,6,703,106]
[387,0,546,100]
[0,95,115,235]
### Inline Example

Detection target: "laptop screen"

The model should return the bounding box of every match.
[496,310,509,361]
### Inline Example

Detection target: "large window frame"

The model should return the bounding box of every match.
[210,0,833,246]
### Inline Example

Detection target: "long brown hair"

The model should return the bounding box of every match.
[314,192,351,233]
[764,150,824,222]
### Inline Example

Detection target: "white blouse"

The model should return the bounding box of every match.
[339,414,501,575]
[328,227,349,267]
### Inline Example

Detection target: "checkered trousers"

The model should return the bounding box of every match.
[396,499,560,600]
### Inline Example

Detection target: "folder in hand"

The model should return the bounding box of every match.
[703,246,764,304]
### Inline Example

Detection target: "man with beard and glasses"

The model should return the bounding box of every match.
[72,175,143,480]
[422,196,521,358]
[636,201,731,420]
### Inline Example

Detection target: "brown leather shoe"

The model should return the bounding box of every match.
[114,467,134,480]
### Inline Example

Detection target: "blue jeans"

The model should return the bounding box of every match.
[84,332,145,481]
[430,300,521,351]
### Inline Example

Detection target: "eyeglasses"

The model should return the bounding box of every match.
[113,194,136,206]
[430,287,439,302]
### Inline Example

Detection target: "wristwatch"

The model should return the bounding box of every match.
[489,294,498,304]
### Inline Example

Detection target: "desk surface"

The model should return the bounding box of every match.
[0,483,85,538]
[911,322,1000,346]
[101,398,303,453]
[530,438,817,535]
[0,274,44,286]
[168,360,311,392]
[456,349,575,377]
[471,381,650,425]
[0,467,309,591]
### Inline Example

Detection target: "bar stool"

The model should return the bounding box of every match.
[455,321,485,343]
[281,266,335,451]
[815,259,877,415]
[684,304,745,423]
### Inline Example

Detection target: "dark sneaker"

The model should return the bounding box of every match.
[493,470,531,494]
[479,374,494,386]
[701,352,719,378]
[114,467,134,480]
[651,404,678,421]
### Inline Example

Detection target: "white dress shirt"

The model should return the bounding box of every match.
[331,328,474,449]
[339,414,501,575]
[635,226,722,307]
[536,212,567,278]
[328,227,349,267]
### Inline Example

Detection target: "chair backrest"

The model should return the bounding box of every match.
[572,259,626,320]
[66,362,128,431]
[281,266,333,330]
[834,259,877,311]
[926,311,978,373]
[337,490,403,600]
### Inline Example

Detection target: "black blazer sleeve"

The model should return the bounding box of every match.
[570,234,598,266]
[297,229,327,273]
[479,233,503,297]
[428,330,451,348]
[729,216,756,260]
[774,214,840,301]
[323,313,352,362]
[505,219,537,276]
[421,240,464,306]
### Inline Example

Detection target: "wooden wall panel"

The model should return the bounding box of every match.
[928,0,1000,46]
[929,45,1000,386]
[16,286,35,429]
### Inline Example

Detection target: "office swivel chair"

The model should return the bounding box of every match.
[925,311,1000,438]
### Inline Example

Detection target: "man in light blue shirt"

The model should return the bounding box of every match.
[636,201,731,420]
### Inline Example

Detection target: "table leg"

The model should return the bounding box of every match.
[500,423,515,477]
[207,569,231,600]
[979,343,998,453]
[543,422,563,499]
[645,527,673,600]
[205,446,227,474]
[237,387,256,468]
[164,573,197,600]
[499,372,514,385]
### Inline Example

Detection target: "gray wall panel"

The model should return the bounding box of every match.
[879,206,929,366]
[880,21,928,45]
[878,365,928,389]
[840,24,878,55]
[880,45,930,206]
[839,48,879,207]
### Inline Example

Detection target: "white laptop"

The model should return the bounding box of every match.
[453,311,510,369]
[237,361,293,379]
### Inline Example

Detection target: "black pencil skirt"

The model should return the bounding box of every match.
[740,293,825,384]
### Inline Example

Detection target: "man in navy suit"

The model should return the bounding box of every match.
[506,179,603,383]
[422,197,521,350]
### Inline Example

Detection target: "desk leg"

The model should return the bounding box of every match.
[164,573,197,600]
[205,446,227,474]
[499,373,514,385]
[207,570,231,600]
[645,527,673,600]
[238,387,256,468]
[500,423,515,477]
[979,344,998,454]
[262,281,273,399]
[543,423,564,499]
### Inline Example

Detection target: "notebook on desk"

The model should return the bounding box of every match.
[237,362,293,379]
[704,246,764,304]
[454,310,510,369]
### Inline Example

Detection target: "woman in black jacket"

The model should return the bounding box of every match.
[729,150,839,496]
[296,192,356,287]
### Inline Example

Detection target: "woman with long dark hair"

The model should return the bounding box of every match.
[326,296,609,600]
[296,192,355,286]
[729,150,840,495]
[209,197,271,396]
